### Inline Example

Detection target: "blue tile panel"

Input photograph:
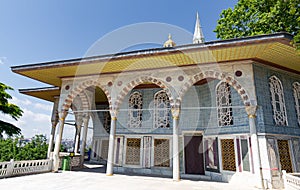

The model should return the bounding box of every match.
[115,80,249,136]
[253,64,300,136]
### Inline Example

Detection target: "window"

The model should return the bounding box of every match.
[100,139,109,160]
[240,139,250,172]
[269,76,287,126]
[216,82,233,126]
[128,91,143,128]
[154,139,170,167]
[205,138,219,171]
[93,140,98,158]
[277,140,293,173]
[221,139,236,171]
[293,82,300,126]
[154,90,171,128]
[292,138,300,172]
[125,138,141,165]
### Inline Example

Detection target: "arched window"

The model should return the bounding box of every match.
[154,90,170,128]
[128,91,143,128]
[269,76,287,126]
[216,82,233,126]
[293,82,300,126]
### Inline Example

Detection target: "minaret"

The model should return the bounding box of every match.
[193,12,205,44]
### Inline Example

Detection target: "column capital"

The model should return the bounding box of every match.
[110,109,118,118]
[171,107,181,119]
[58,110,68,120]
[245,105,258,118]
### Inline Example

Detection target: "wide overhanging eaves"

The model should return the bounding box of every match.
[19,86,60,102]
[11,32,299,88]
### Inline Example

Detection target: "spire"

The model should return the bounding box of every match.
[193,12,205,44]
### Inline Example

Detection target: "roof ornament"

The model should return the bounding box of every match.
[193,11,205,44]
[163,33,176,47]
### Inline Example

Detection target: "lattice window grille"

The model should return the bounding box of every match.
[221,139,236,171]
[154,139,170,167]
[216,82,233,126]
[277,140,293,173]
[125,138,141,165]
[269,76,287,126]
[293,82,300,126]
[128,91,143,128]
[103,111,111,133]
[154,90,171,128]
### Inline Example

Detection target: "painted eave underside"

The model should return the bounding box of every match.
[12,33,300,102]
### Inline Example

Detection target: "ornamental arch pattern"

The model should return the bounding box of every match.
[178,70,252,106]
[61,80,111,114]
[114,76,176,110]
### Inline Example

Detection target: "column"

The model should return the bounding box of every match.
[246,106,265,189]
[106,114,117,176]
[74,115,83,154]
[47,123,57,158]
[47,98,59,159]
[80,116,89,165]
[171,107,180,181]
[52,111,67,172]
[74,124,81,154]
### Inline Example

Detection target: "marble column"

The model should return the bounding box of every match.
[74,118,83,154]
[52,111,67,172]
[171,107,180,181]
[47,98,59,159]
[80,116,89,165]
[47,123,57,158]
[106,113,117,176]
[246,106,265,189]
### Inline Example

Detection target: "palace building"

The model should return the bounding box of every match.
[11,14,300,189]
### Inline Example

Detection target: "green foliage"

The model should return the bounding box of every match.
[0,134,48,162]
[214,0,300,50]
[0,82,23,138]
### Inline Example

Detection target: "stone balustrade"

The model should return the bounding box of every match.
[282,170,300,190]
[0,159,52,178]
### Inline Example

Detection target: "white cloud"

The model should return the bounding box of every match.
[1,96,82,139]
[11,96,52,112]
[0,108,51,138]
[34,102,52,112]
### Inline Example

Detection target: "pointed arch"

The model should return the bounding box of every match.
[293,82,300,126]
[269,75,288,126]
[179,71,251,106]
[61,80,111,112]
[154,90,171,128]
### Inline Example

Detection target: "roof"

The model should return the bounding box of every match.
[11,32,300,102]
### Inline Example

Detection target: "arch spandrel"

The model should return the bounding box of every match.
[111,75,177,110]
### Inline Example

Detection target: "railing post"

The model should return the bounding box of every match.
[282,170,287,189]
[7,159,14,177]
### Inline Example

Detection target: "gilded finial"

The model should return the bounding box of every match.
[163,33,176,47]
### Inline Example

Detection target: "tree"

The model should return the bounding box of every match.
[214,0,300,50]
[0,134,49,161]
[0,82,23,138]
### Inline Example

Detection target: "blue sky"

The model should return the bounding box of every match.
[0,0,237,139]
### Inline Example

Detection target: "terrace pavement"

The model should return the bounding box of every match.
[0,164,257,190]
